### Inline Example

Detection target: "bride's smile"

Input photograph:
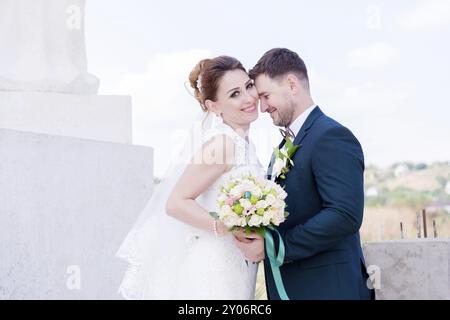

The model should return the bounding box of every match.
[241,103,257,113]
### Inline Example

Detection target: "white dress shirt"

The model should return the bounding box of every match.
[287,104,317,138]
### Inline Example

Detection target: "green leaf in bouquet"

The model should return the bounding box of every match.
[250,195,259,205]
[255,228,266,238]
[209,211,219,219]
[256,208,265,216]
[229,226,239,232]
[233,203,244,215]
[227,182,237,191]
[284,211,290,218]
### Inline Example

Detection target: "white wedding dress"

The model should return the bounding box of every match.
[116,112,265,300]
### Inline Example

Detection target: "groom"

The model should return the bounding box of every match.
[234,48,374,300]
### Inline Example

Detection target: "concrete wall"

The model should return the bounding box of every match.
[0,92,132,144]
[0,129,153,299]
[363,239,450,300]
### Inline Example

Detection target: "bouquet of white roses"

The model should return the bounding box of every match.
[210,173,291,300]
[210,174,289,237]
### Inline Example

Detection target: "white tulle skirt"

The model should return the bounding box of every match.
[116,111,261,300]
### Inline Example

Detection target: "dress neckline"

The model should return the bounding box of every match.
[218,121,250,146]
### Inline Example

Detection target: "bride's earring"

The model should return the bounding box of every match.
[214,112,223,125]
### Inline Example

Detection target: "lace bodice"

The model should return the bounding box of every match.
[196,122,265,222]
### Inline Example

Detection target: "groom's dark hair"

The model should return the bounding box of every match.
[249,48,309,86]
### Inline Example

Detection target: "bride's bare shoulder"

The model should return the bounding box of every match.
[191,133,236,170]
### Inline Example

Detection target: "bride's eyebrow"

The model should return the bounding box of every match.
[226,87,240,94]
[226,79,253,94]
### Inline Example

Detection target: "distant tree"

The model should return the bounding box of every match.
[365,195,387,207]
[388,187,430,209]
[414,163,427,170]
[365,187,388,207]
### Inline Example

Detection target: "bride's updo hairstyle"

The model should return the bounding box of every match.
[189,56,246,111]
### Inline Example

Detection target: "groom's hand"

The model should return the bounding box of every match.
[233,232,265,263]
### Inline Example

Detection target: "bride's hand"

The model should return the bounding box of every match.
[216,221,230,237]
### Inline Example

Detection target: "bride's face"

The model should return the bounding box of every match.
[207,69,259,128]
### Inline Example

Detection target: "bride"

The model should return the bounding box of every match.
[116,56,265,299]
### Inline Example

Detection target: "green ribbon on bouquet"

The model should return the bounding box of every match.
[264,225,289,300]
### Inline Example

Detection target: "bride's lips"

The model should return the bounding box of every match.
[241,104,257,113]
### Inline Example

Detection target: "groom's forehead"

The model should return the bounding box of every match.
[255,75,275,91]
[256,73,275,84]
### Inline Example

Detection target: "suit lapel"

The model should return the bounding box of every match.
[292,106,323,147]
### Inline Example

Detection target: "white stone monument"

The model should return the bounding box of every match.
[0,0,131,144]
[0,0,154,299]
[0,0,99,94]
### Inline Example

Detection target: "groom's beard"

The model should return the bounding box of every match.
[277,101,296,128]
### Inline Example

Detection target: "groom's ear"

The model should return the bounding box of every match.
[286,74,299,94]
[287,73,310,95]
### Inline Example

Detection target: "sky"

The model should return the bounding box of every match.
[85,0,450,178]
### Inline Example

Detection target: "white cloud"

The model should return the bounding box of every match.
[346,42,399,70]
[399,0,450,31]
[106,49,212,124]
[365,5,383,31]
[310,69,431,167]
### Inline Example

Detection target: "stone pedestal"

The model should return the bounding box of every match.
[0,92,132,144]
[0,129,153,299]
[363,239,450,300]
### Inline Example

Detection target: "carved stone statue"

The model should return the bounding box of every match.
[0,0,99,94]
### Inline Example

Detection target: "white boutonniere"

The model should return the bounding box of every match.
[271,137,300,180]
